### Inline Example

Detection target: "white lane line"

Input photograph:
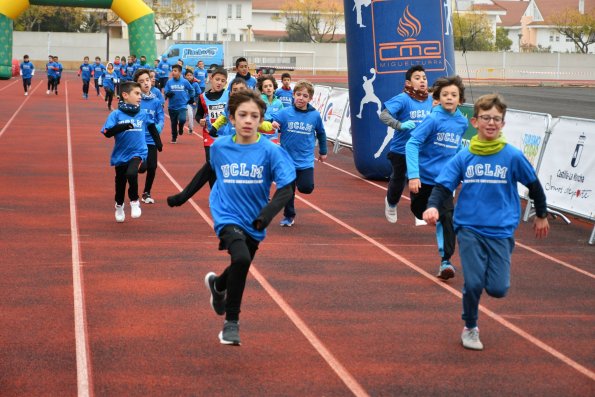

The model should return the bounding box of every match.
[157,162,371,397]
[295,194,595,381]
[65,81,93,397]
[0,80,42,138]
[0,78,19,92]
[321,160,593,277]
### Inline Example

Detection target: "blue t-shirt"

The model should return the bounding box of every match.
[275,87,294,107]
[46,62,58,77]
[112,63,122,79]
[101,72,116,91]
[272,104,327,170]
[151,86,165,104]
[54,63,63,77]
[79,63,92,81]
[101,109,149,166]
[190,81,202,102]
[384,93,433,154]
[93,63,106,80]
[122,63,136,81]
[405,105,468,185]
[157,61,170,79]
[193,67,208,90]
[435,144,538,238]
[140,92,165,144]
[164,77,195,111]
[209,135,296,241]
[20,61,34,79]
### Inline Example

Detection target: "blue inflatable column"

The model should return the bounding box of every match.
[343,0,456,179]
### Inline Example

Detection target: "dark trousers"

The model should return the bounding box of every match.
[283,167,314,218]
[82,79,90,95]
[114,157,142,205]
[22,78,31,93]
[168,108,187,141]
[94,78,101,95]
[159,77,168,90]
[214,225,260,322]
[143,145,158,194]
[386,151,407,206]
[410,183,455,261]
[115,82,121,98]
[47,76,56,92]
[105,88,114,109]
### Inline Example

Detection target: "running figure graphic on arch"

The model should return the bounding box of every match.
[353,0,372,28]
[356,68,381,119]
[374,126,394,158]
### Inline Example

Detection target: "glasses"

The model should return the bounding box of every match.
[477,115,503,123]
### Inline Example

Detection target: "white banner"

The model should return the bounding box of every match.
[311,85,332,115]
[336,98,352,147]
[321,88,350,141]
[537,117,595,219]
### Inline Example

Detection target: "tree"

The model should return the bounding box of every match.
[81,10,120,33]
[453,12,494,51]
[548,8,595,54]
[495,27,512,51]
[14,6,85,32]
[278,0,343,43]
[144,0,194,39]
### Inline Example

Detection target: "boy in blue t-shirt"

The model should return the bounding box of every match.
[100,81,160,223]
[423,94,549,351]
[167,90,295,345]
[185,68,201,134]
[275,72,294,107]
[271,80,327,227]
[100,63,118,111]
[46,55,56,94]
[20,55,35,96]
[258,75,284,142]
[157,56,170,90]
[193,60,208,93]
[234,57,257,89]
[92,57,106,97]
[405,75,469,281]
[380,65,433,224]
[164,64,196,143]
[52,56,63,95]
[78,56,92,99]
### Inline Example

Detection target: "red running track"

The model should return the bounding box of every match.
[0,74,594,396]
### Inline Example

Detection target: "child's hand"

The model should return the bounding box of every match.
[423,208,439,225]
[533,217,549,239]
[400,120,416,130]
[408,178,421,194]
[318,154,327,163]
[199,118,206,127]
[271,121,280,130]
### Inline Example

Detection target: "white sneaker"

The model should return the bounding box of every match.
[24,92,28,96]
[115,203,125,223]
[46,90,50,95]
[384,197,397,223]
[415,217,427,226]
[130,200,142,218]
[461,327,484,350]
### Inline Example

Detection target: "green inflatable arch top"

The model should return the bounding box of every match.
[0,0,156,79]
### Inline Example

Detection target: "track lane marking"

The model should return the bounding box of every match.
[0,80,42,138]
[0,78,20,91]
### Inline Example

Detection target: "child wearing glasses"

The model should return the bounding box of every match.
[405,75,468,281]
[422,93,549,350]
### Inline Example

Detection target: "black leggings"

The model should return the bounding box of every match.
[143,145,158,194]
[22,78,31,93]
[47,76,56,92]
[214,225,260,322]
[410,183,455,261]
[82,80,90,95]
[94,78,101,95]
[386,151,407,206]
[105,88,114,109]
[114,157,142,205]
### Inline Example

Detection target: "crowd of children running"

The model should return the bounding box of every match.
[18,53,549,352]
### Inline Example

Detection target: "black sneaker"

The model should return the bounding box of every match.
[142,192,155,204]
[204,272,225,315]
[219,320,240,345]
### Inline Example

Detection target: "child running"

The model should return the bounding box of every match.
[196,67,229,161]
[405,75,468,280]
[52,56,63,95]
[92,57,106,97]
[233,57,257,89]
[380,65,433,224]
[100,81,160,222]
[78,56,92,99]
[100,62,118,111]
[275,72,293,107]
[422,93,549,350]
[134,69,164,204]
[193,60,208,94]
[164,64,195,143]
[20,55,35,96]
[271,80,327,227]
[46,55,55,95]
[258,75,284,142]
[167,90,296,345]
[185,68,201,134]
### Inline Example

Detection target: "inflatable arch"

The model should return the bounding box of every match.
[0,0,157,79]
[342,0,456,179]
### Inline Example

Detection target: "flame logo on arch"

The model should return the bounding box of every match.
[397,6,422,38]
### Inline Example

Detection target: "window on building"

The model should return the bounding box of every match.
[236,4,242,19]
[196,33,201,41]
[213,33,218,41]
[556,36,560,42]
[227,4,232,19]
[205,33,209,41]
[230,34,236,41]
[566,36,572,42]
[549,35,553,42]
[239,34,244,42]
[177,32,182,40]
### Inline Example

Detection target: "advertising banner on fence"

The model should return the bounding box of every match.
[311,85,332,116]
[322,88,350,141]
[336,99,353,148]
[537,117,595,219]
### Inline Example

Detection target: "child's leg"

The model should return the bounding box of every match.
[143,145,158,194]
[83,80,89,96]
[186,105,195,131]
[386,152,407,205]
[214,225,259,322]
[283,167,313,219]
[168,108,179,141]
[22,78,28,93]
[458,228,489,329]
[47,78,52,91]
[178,107,187,133]
[437,194,455,261]
[125,157,142,202]
[94,79,100,95]
[114,165,128,205]
[409,183,433,220]
[484,236,513,299]
[106,89,114,109]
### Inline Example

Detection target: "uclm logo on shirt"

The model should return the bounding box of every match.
[372,1,446,74]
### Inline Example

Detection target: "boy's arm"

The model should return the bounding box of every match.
[195,95,207,123]
[379,108,416,130]
[527,178,550,238]
[315,115,328,160]
[423,184,452,225]
[253,184,294,231]
[209,114,228,137]
[167,162,214,207]
[103,122,133,138]
[147,123,163,152]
